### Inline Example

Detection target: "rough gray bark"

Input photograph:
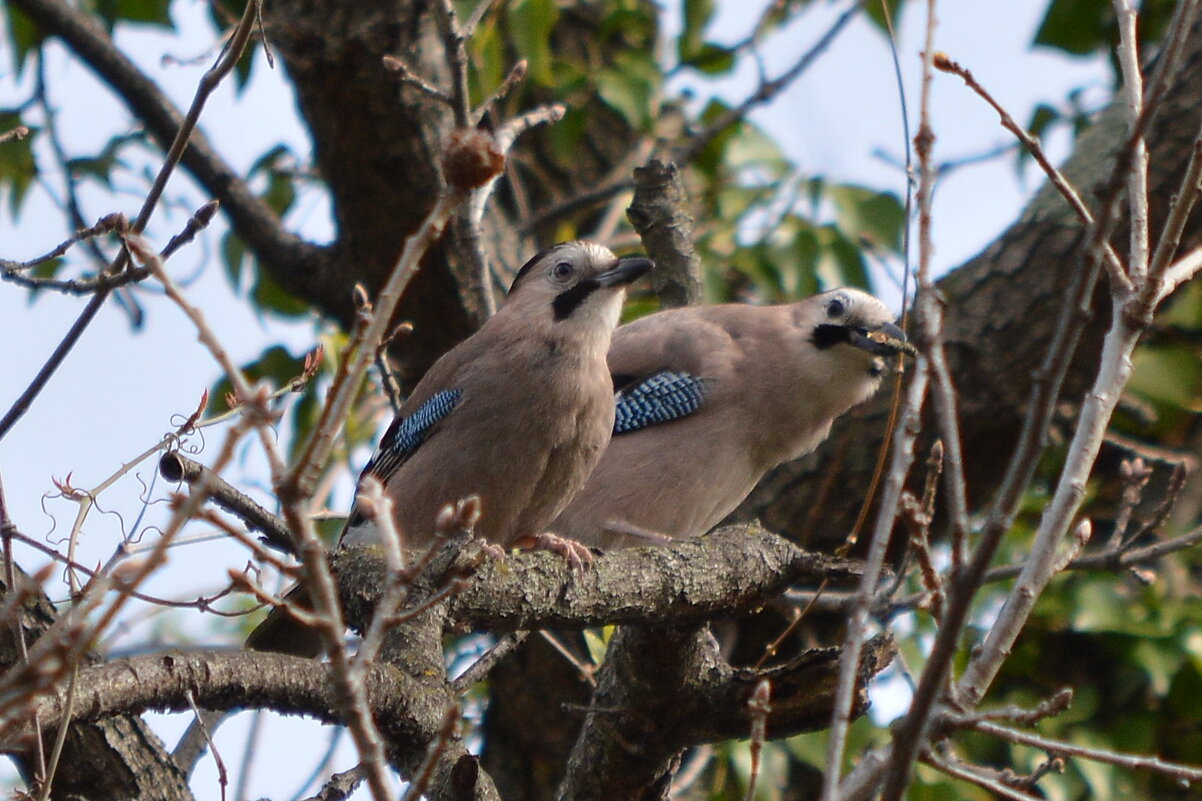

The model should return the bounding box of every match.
[0,560,193,801]
[556,627,891,801]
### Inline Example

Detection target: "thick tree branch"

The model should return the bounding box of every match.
[555,624,892,801]
[0,535,192,801]
[19,651,419,744]
[626,158,703,308]
[332,525,872,631]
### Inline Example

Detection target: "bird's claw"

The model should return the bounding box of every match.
[533,532,594,573]
[477,540,506,562]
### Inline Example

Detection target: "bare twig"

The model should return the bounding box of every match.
[674,1,864,165]
[0,213,126,278]
[821,358,928,800]
[382,55,453,105]
[0,0,260,442]
[433,0,471,128]
[932,53,1131,293]
[948,712,1202,783]
[1112,0,1149,286]
[451,631,530,694]
[184,690,228,801]
[0,125,30,145]
[37,666,78,801]
[922,750,1046,801]
[744,679,771,801]
[283,186,470,502]
[3,200,219,294]
[399,705,461,801]
[158,452,293,552]
[0,475,46,779]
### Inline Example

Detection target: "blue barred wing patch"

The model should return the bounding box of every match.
[364,389,462,482]
[613,371,705,435]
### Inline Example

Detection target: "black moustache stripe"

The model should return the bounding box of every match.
[553,279,600,321]
[811,322,853,350]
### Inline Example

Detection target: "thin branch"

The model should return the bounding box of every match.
[0,212,125,277]
[158,452,293,552]
[673,0,865,165]
[949,713,1202,783]
[821,359,929,800]
[382,55,454,106]
[922,750,1046,801]
[0,0,261,443]
[450,631,530,695]
[433,0,472,128]
[932,53,1131,293]
[1144,124,1202,307]
[283,185,470,502]
[1158,242,1202,300]
[184,690,229,801]
[1114,0,1150,287]
[0,125,30,145]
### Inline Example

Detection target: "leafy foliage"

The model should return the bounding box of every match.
[1035,0,1178,58]
[0,111,36,217]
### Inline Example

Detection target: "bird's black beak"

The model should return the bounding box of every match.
[847,321,916,357]
[594,256,654,287]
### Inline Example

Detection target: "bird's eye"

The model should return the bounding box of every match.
[552,261,574,280]
[827,296,846,318]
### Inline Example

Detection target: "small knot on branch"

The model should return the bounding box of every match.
[441,129,505,192]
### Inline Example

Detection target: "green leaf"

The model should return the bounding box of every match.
[582,626,611,665]
[1018,103,1059,173]
[93,0,173,30]
[826,184,906,254]
[815,225,869,289]
[680,42,735,75]
[863,0,906,32]
[509,0,559,86]
[252,265,309,317]
[1128,344,1202,410]
[262,170,295,217]
[1034,0,1110,55]
[66,132,144,190]
[3,4,43,77]
[0,112,37,218]
[246,145,298,215]
[221,231,247,289]
[234,46,254,91]
[1034,0,1176,58]
[1027,103,1059,140]
[720,116,791,177]
[595,51,661,132]
[467,22,505,107]
[677,0,715,63]
[24,257,65,304]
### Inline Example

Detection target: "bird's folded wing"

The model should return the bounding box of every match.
[361,388,463,484]
[613,371,706,434]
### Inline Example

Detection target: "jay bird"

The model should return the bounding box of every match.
[551,287,911,550]
[246,241,653,655]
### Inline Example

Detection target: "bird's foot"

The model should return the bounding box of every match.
[476,539,506,561]
[532,532,594,573]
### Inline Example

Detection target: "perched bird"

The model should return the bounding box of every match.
[550,287,912,550]
[247,241,653,655]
